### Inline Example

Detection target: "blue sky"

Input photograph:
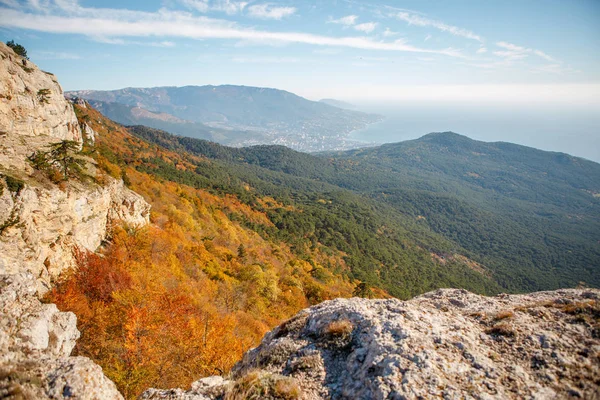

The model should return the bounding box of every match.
[1,0,599,104]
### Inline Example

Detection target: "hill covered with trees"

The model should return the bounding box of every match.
[47,103,599,398]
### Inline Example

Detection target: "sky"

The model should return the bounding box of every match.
[0,0,599,105]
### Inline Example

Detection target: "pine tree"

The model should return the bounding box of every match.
[6,40,28,59]
[47,140,85,180]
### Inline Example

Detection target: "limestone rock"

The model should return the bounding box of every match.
[0,273,123,399]
[144,289,600,399]
[0,42,82,173]
[0,177,151,292]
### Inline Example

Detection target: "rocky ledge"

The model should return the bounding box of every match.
[0,273,123,399]
[142,288,600,400]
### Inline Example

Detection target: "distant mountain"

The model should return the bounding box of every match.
[66,85,383,151]
[319,98,356,109]
[83,99,262,146]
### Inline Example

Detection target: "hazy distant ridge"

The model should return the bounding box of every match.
[67,85,383,151]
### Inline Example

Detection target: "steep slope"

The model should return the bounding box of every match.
[127,126,600,292]
[66,85,383,151]
[329,132,600,290]
[48,102,361,398]
[0,41,149,399]
[125,125,501,299]
[0,43,150,291]
[142,288,600,399]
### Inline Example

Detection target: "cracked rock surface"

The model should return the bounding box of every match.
[142,288,600,400]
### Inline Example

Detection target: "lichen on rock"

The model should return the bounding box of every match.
[142,288,600,400]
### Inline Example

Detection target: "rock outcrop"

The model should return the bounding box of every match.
[0,42,147,398]
[0,42,150,291]
[0,42,81,173]
[142,288,600,400]
[0,177,150,292]
[0,273,123,399]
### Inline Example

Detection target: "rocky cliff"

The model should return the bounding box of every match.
[142,288,600,399]
[0,41,150,292]
[0,42,149,398]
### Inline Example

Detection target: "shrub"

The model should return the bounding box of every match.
[3,175,24,195]
[485,322,515,337]
[225,371,301,400]
[37,89,51,104]
[493,310,514,321]
[324,319,353,337]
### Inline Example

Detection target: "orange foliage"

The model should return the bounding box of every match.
[48,104,356,398]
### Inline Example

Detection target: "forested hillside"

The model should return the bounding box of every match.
[48,105,495,398]
[129,126,600,292]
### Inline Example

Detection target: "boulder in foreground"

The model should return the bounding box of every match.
[142,288,600,399]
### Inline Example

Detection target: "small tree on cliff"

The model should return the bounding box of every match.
[6,40,28,60]
[29,140,85,181]
[48,140,85,180]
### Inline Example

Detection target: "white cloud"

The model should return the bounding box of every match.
[0,4,464,57]
[181,0,247,15]
[213,0,247,15]
[329,15,358,26]
[533,49,556,62]
[495,42,558,63]
[0,0,21,8]
[531,63,579,75]
[354,22,377,34]
[395,12,483,42]
[179,0,209,12]
[382,28,398,37]
[247,3,296,20]
[424,34,431,41]
[476,47,487,54]
[151,40,176,47]
[493,50,528,60]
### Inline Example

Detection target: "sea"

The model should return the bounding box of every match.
[349,102,600,163]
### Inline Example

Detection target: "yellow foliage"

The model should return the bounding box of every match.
[46,104,357,399]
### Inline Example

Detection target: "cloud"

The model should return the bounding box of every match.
[0,0,20,8]
[93,37,177,47]
[328,14,377,34]
[531,63,579,75]
[382,28,398,37]
[181,0,247,15]
[354,22,377,34]
[247,3,296,20]
[424,34,431,41]
[533,49,556,62]
[495,41,558,63]
[476,47,487,54]
[0,4,464,57]
[329,15,358,26]
[181,0,209,13]
[395,12,483,42]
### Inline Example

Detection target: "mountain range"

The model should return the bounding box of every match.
[66,85,383,152]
